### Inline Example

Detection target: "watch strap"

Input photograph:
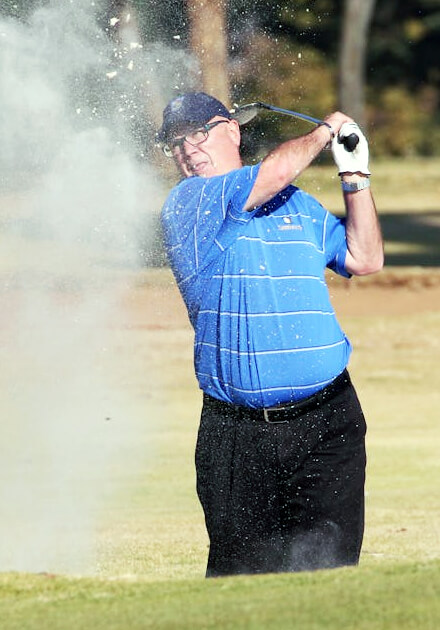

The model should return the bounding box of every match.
[341,178,371,192]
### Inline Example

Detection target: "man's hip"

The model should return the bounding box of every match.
[202,369,352,424]
[196,370,367,576]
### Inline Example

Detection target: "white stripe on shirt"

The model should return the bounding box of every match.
[196,339,345,356]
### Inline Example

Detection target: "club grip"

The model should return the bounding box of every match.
[342,133,359,152]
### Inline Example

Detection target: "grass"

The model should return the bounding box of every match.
[297,156,440,213]
[1,560,439,629]
[297,157,440,266]
[342,312,440,564]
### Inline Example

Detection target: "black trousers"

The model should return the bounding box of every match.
[195,371,367,577]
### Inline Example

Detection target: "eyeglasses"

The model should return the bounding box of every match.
[161,119,230,157]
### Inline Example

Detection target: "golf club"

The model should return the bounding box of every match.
[230,101,359,152]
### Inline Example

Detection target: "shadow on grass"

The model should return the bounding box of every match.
[381,211,440,266]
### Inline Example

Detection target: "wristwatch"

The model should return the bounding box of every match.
[341,178,371,192]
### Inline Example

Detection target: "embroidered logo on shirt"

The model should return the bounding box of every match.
[277,216,303,231]
[278,224,303,231]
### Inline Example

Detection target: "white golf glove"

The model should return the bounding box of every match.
[331,122,370,175]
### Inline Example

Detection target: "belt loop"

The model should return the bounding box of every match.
[263,408,289,424]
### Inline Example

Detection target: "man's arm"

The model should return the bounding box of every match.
[342,176,384,276]
[241,111,383,276]
[243,111,351,211]
[332,123,384,276]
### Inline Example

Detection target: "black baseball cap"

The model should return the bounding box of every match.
[156,92,232,143]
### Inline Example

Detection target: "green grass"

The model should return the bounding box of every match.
[1,560,439,629]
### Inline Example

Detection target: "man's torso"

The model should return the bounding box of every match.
[161,168,351,408]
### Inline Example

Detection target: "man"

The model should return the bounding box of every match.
[157,92,383,577]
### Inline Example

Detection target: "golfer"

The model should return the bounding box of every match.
[158,92,383,577]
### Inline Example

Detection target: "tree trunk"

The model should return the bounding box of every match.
[187,0,230,106]
[339,0,376,129]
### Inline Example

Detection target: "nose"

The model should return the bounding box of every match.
[180,138,199,156]
[173,140,198,176]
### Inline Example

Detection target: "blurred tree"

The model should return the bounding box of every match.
[369,0,440,90]
[366,0,440,154]
[2,0,440,155]
[339,0,376,128]
[187,0,230,104]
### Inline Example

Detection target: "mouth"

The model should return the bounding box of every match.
[190,161,209,175]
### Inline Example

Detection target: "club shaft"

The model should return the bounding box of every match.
[259,103,323,126]
[255,102,359,152]
[232,101,360,152]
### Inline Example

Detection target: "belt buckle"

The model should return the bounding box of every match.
[263,407,288,424]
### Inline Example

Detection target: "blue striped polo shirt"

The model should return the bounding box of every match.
[161,164,352,408]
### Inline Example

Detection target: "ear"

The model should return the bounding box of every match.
[228,119,241,147]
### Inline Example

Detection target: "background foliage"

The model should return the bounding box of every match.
[2,0,440,155]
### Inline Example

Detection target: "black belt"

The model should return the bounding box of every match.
[242,370,350,424]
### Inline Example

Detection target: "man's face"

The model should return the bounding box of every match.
[167,116,242,178]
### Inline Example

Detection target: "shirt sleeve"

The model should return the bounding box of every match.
[303,193,351,278]
[161,164,261,275]
[321,212,350,278]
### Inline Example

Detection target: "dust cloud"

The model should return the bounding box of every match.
[0,0,194,574]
